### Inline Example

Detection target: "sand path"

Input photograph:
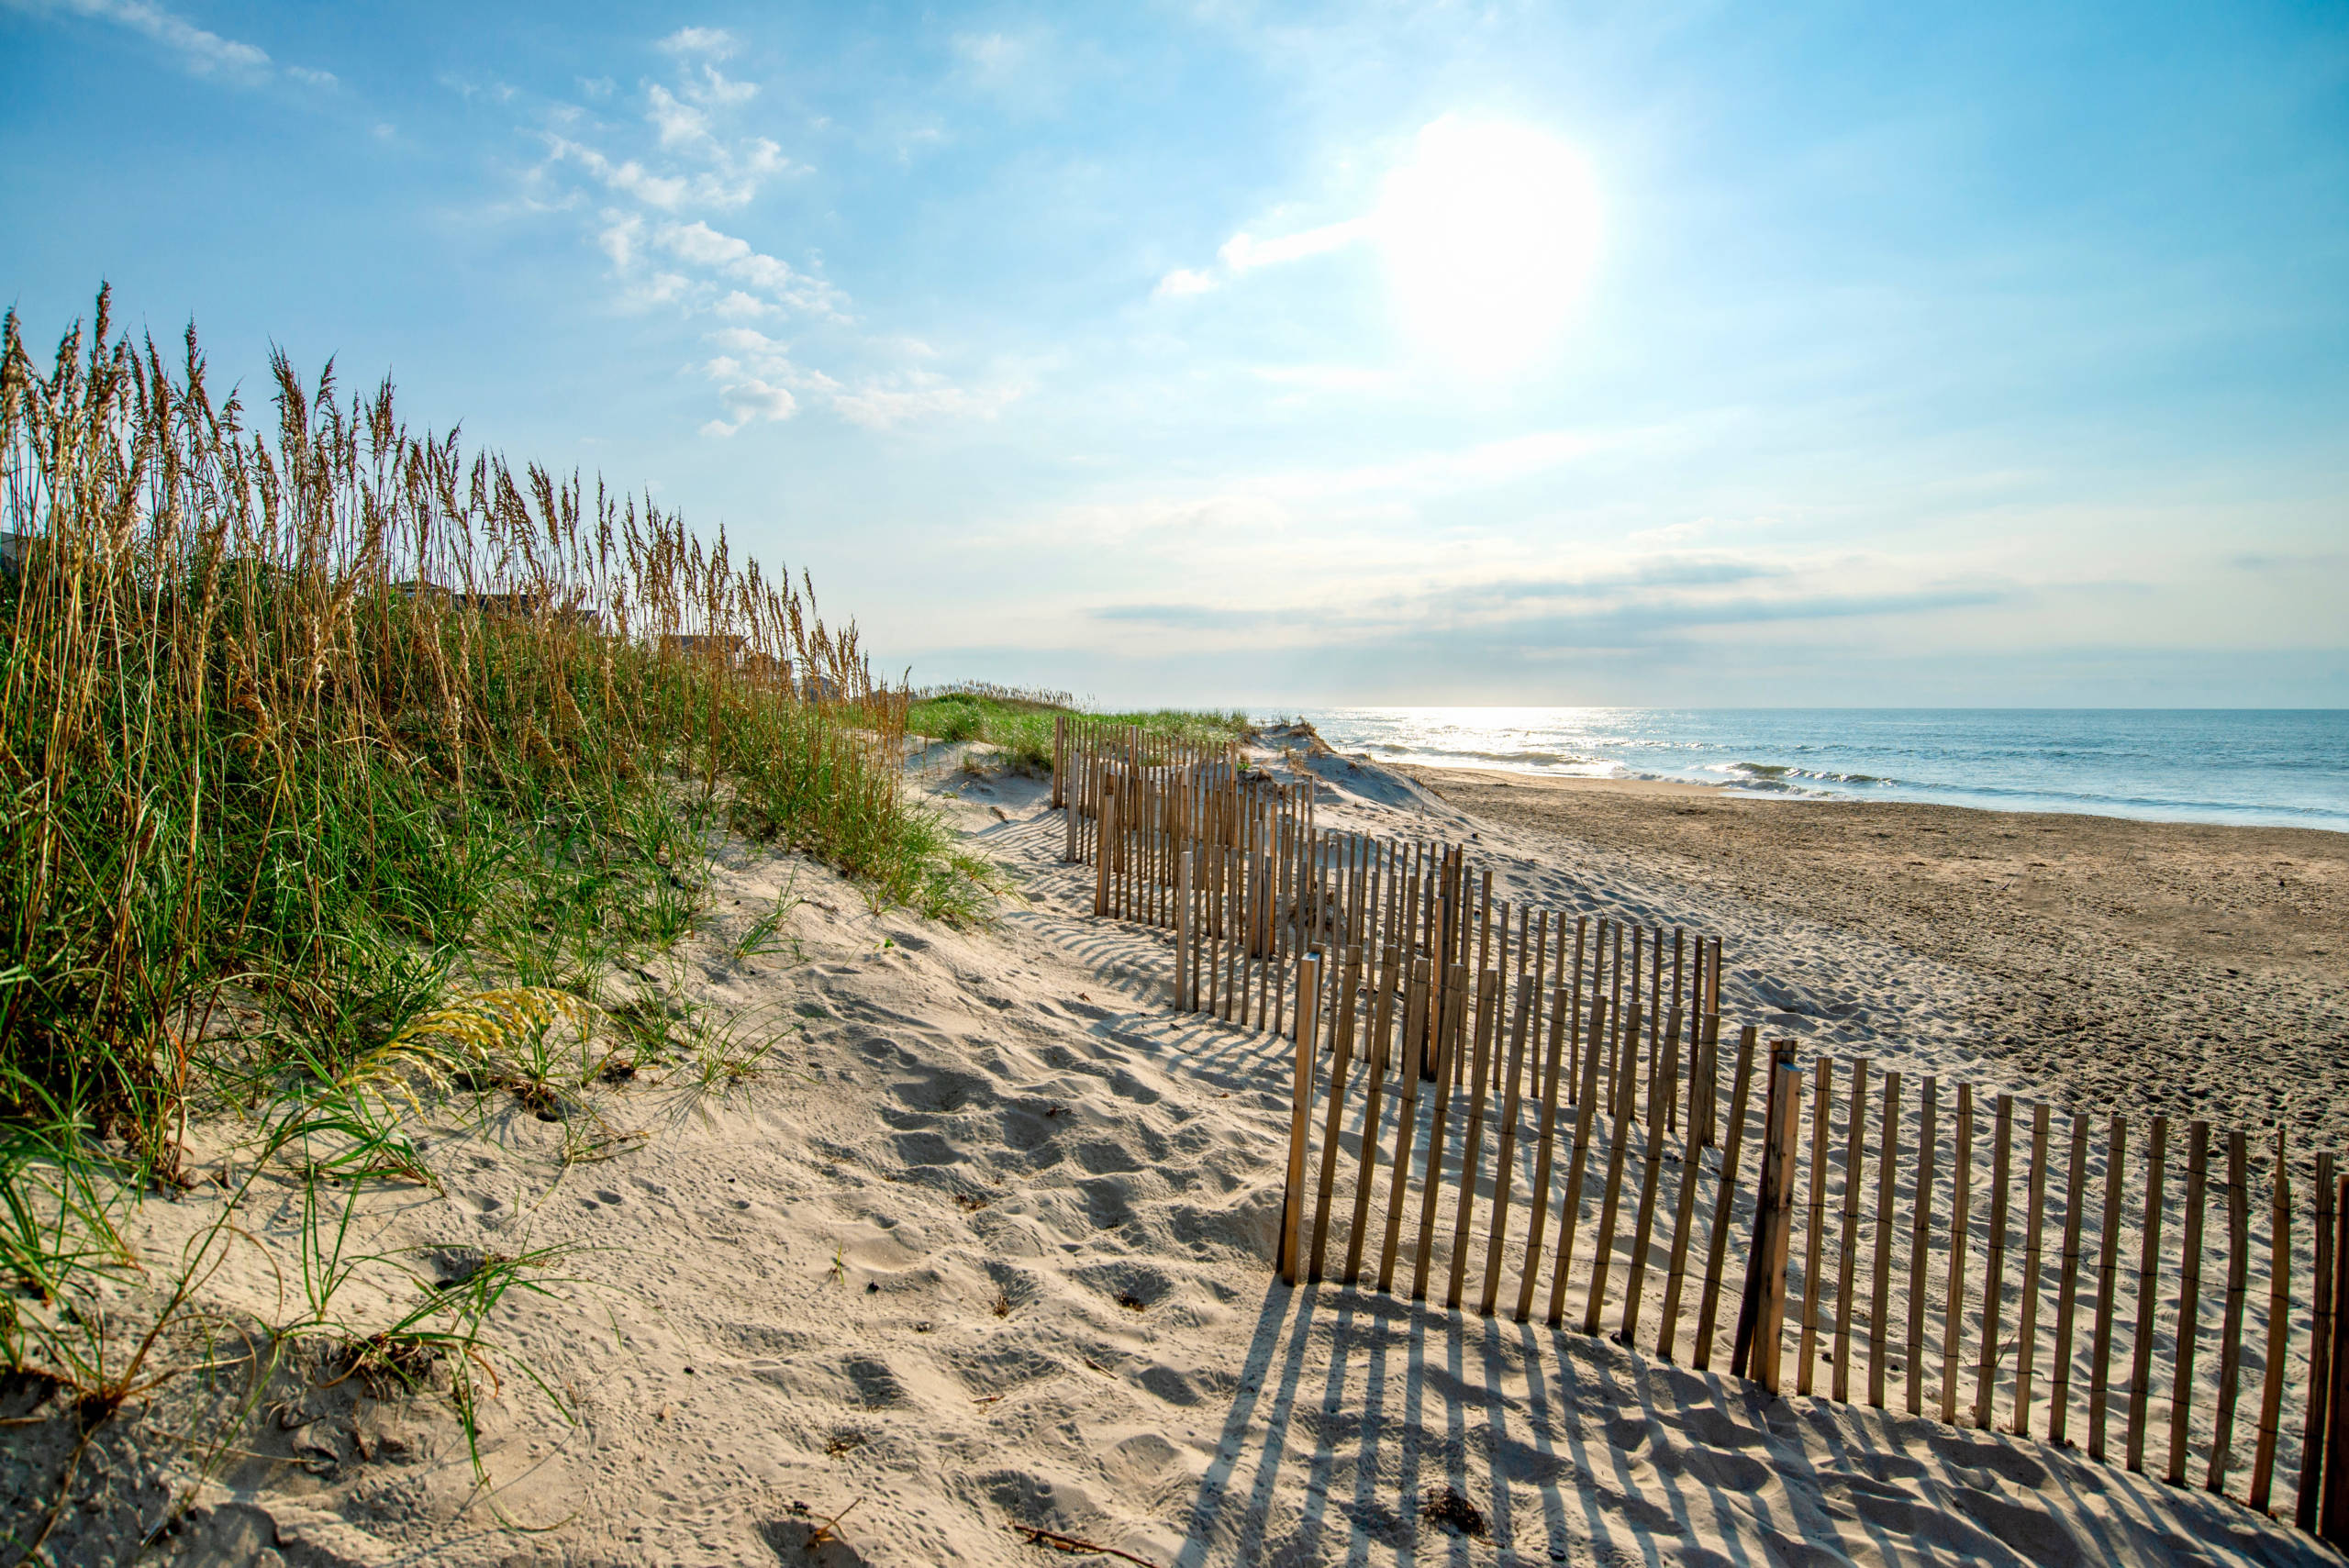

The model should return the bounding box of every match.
[5,746,2327,1567]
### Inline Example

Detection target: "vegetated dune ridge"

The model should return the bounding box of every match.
[5,744,2326,1567]
[1391,764,2349,1153]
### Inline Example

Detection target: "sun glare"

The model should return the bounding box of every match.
[1375,118,1602,376]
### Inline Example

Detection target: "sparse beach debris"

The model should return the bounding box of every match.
[1009,1523,1165,1566]
[1420,1485,1488,1538]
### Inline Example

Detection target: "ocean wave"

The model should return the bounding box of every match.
[1717,761,1893,788]
[1285,708,2348,830]
[1374,743,1595,768]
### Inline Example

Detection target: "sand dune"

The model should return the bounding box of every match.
[4,743,2330,1566]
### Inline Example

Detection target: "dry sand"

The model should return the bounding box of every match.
[1393,766,2349,1151]
[3,744,2335,1567]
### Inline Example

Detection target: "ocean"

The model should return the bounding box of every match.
[1272,708,2349,832]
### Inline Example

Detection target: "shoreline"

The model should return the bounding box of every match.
[1390,761,2349,1150]
[1381,757,2349,836]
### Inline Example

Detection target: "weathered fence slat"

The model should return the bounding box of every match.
[2297,1152,2335,1532]
[1584,1004,1644,1336]
[1869,1071,1899,1408]
[1548,1000,1611,1329]
[1513,984,1577,1325]
[2209,1128,2250,1493]
[1976,1093,2014,1431]
[2168,1119,2210,1485]
[1445,971,1503,1310]
[1942,1083,1974,1427]
[2125,1115,2171,1474]
[2050,1114,2089,1446]
[1692,1028,1759,1373]
[1276,952,1320,1284]
[1480,987,1539,1317]
[1305,945,1363,1284]
[1834,1059,1870,1403]
[2249,1134,2290,1511]
[1907,1077,1939,1418]
[2088,1114,2128,1462]
[1059,726,2346,1540]
[1341,944,1400,1287]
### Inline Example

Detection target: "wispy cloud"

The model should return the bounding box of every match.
[953,30,1031,87]
[519,28,1018,436]
[10,0,332,86]
[1153,268,1217,299]
[1157,216,1371,298]
[694,328,1022,436]
[952,26,1071,109]
[651,219,846,318]
[658,26,737,59]
[550,139,694,208]
[1087,571,2012,654]
[830,371,1024,430]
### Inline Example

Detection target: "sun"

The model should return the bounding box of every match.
[1375,118,1603,376]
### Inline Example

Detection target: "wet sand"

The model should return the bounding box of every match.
[1399,766,2349,1151]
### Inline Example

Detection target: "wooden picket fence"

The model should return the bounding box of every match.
[1052,718,2349,1546]
[1275,981,2349,1540]
[1057,718,1727,1139]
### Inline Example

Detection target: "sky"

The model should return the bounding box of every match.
[4,0,2345,707]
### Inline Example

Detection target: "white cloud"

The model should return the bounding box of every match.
[1154,267,1217,298]
[646,84,709,149]
[543,51,795,213]
[1219,217,1370,273]
[653,220,847,318]
[547,138,691,207]
[14,0,335,85]
[623,272,691,309]
[694,64,756,106]
[702,373,797,437]
[522,27,1006,436]
[597,211,641,268]
[658,26,737,59]
[954,31,1028,85]
[696,327,1019,435]
[1155,216,1371,301]
[831,371,1022,430]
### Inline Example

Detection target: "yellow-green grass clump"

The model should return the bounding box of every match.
[908,688,1253,773]
[0,288,985,1173]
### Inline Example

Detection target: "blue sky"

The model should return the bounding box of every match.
[4,0,2344,706]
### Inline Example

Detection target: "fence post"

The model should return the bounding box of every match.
[1693,1026,1760,1371]
[1279,953,1323,1286]
[1052,713,1066,807]
[1308,945,1364,1284]
[2249,1133,2290,1511]
[1093,786,1117,917]
[1174,849,1195,1011]
[2323,1173,2349,1547]
[1734,1040,1798,1390]
[2300,1153,2336,1532]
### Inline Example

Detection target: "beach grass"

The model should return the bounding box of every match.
[907,689,1253,773]
[0,291,985,1409]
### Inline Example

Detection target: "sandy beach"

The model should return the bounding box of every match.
[1395,766,2349,1151]
[7,740,2335,1568]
